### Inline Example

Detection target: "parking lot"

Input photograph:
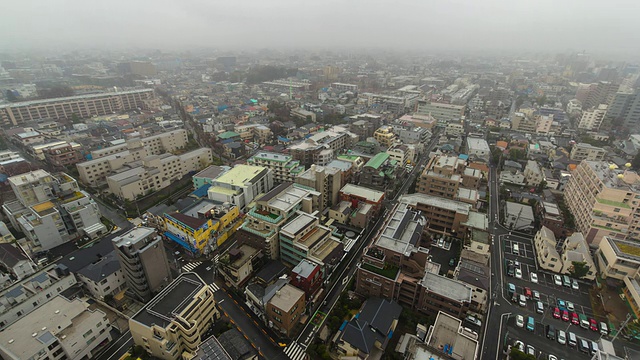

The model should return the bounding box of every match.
[429,237,461,276]
[505,310,607,360]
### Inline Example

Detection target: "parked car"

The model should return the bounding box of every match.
[562,310,570,322]
[572,280,579,290]
[552,307,561,319]
[514,340,525,352]
[526,345,536,357]
[571,312,579,325]
[566,301,575,311]
[519,294,527,307]
[465,315,482,327]
[554,274,562,286]
[515,268,523,279]
[557,299,566,310]
[532,290,540,301]
[516,315,524,328]
[557,329,566,345]
[530,272,538,283]
[589,318,599,331]
[508,283,516,294]
[524,287,532,299]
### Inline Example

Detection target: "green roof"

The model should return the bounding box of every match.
[338,155,360,161]
[218,131,240,140]
[596,198,631,209]
[365,152,390,169]
[361,263,399,279]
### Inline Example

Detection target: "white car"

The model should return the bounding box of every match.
[548,355,558,360]
[526,345,536,357]
[206,266,212,271]
[516,315,524,327]
[530,272,538,283]
[557,330,566,345]
[554,274,562,286]
[465,315,482,327]
[566,301,575,311]
[515,268,523,279]
[514,340,525,352]
[572,280,579,290]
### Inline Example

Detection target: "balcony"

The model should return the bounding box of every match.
[361,263,399,280]
[240,223,275,239]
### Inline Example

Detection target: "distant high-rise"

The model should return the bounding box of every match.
[607,90,640,131]
[112,227,172,302]
[118,61,157,77]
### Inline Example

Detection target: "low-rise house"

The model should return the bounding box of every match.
[0,243,35,280]
[534,226,562,273]
[337,298,402,360]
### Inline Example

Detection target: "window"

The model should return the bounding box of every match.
[83,329,93,338]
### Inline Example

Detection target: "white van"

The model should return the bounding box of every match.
[512,243,520,255]
[536,301,544,314]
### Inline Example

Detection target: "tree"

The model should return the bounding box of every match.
[510,348,536,360]
[71,113,80,124]
[536,95,547,107]
[632,152,640,171]
[536,180,547,193]
[569,261,590,279]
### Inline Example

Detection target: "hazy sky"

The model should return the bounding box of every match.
[2,0,640,55]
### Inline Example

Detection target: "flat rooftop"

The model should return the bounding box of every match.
[112,226,155,247]
[132,273,206,328]
[420,272,472,303]
[427,311,478,360]
[400,193,471,215]
[0,88,153,108]
[251,152,292,162]
[194,165,229,180]
[215,165,267,187]
[269,284,304,313]
[340,184,385,203]
[280,212,316,237]
[266,185,312,212]
[8,169,51,186]
[309,237,342,262]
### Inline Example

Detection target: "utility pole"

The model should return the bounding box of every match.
[610,313,633,343]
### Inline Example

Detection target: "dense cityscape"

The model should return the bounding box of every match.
[1,20,640,360]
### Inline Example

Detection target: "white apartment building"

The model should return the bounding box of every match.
[332,83,358,92]
[0,264,77,329]
[2,171,106,250]
[466,137,490,162]
[415,100,466,122]
[524,160,544,186]
[76,251,127,300]
[207,164,274,210]
[578,104,608,131]
[535,115,554,134]
[570,143,607,161]
[108,148,212,201]
[0,296,112,360]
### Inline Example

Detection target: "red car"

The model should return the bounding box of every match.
[590,318,599,331]
[553,307,561,319]
[524,287,532,299]
[562,310,570,322]
[571,312,579,325]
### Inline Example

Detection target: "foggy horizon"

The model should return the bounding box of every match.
[2,0,640,59]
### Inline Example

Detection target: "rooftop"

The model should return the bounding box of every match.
[375,202,425,255]
[365,152,390,169]
[194,165,229,180]
[341,298,402,354]
[0,88,153,109]
[280,212,316,237]
[466,137,490,151]
[166,212,209,230]
[340,184,385,203]
[215,165,268,187]
[292,259,319,279]
[608,237,640,261]
[419,272,472,303]
[268,284,304,312]
[400,193,471,215]
[112,226,156,248]
[77,251,121,282]
[584,161,640,192]
[250,152,292,162]
[426,311,478,360]
[132,273,206,328]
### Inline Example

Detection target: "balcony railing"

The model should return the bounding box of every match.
[240,223,275,239]
[248,209,283,224]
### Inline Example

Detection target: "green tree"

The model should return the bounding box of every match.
[632,152,640,170]
[536,95,547,107]
[569,261,590,279]
[510,348,536,360]
[71,113,80,124]
[536,180,547,193]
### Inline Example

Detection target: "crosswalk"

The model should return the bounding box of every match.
[214,254,219,264]
[209,283,220,292]
[181,261,202,272]
[284,341,307,360]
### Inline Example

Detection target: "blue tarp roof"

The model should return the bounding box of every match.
[339,320,348,331]
[277,136,291,143]
[0,174,7,182]
[458,154,469,160]
[164,231,197,253]
[190,184,211,198]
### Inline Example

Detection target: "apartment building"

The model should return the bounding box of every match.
[192,165,228,189]
[387,144,415,166]
[355,202,472,318]
[595,236,640,281]
[266,284,305,337]
[535,114,554,134]
[524,160,544,186]
[399,193,474,236]
[219,245,262,288]
[466,137,490,163]
[0,296,112,360]
[247,152,305,184]
[290,259,323,298]
[415,100,465,123]
[0,264,76,329]
[578,104,608,131]
[107,148,213,201]
[279,212,342,267]
[349,114,381,140]
[534,226,562,273]
[290,108,316,122]
[112,227,172,302]
[129,273,219,360]
[77,129,189,185]
[289,126,357,168]
[373,126,396,148]
[607,90,640,131]
[564,161,640,244]
[238,182,319,259]
[207,164,274,210]
[44,142,83,167]
[339,183,385,215]
[332,83,358,92]
[0,88,155,126]
[359,152,399,190]
[2,171,106,250]
[570,143,607,161]
[295,163,343,210]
